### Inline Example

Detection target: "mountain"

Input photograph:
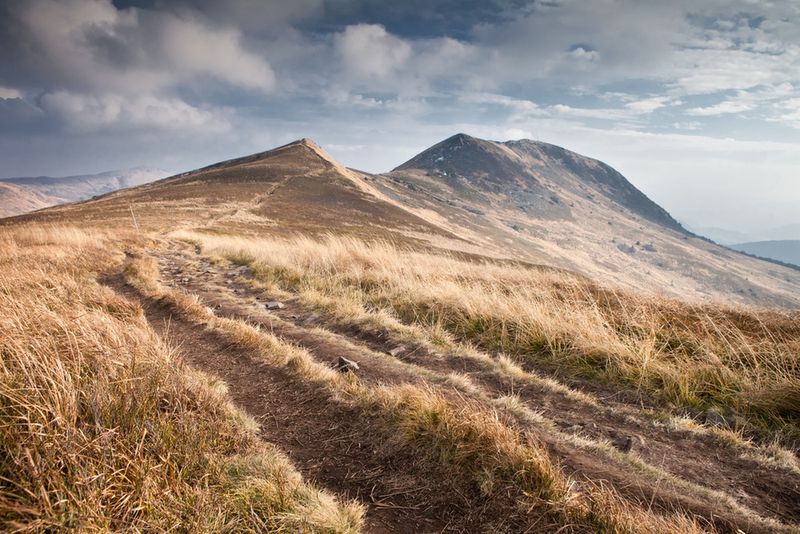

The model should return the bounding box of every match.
[761,224,800,242]
[0,167,169,218]
[9,139,452,241]
[686,223,800,246]
[687,225,753,246]
[6,134,800,532]
[731,240,800,268]
[7,135,800,308]
[394,134,684,232]
[375,134,800,307]
[0,182,53,218]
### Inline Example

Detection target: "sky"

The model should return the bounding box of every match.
[0,0,798,235]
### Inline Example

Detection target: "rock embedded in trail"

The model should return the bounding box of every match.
[335,356,360,373]
[265,301,286,310]
[388,345,407,357]
[303,313,321,325]
[611,434,644,453]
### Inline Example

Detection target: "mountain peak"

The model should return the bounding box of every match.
[393,132,512,174]
[442,132,479,145]
[285,137,321,151]
[392,133,686,233]
[273,138,354,178]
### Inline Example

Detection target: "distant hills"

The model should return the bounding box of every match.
[0,182,53,218]
[730,240,800,268]
[0,167,169,218]
[6,135,800,308]
[690,224,800,246]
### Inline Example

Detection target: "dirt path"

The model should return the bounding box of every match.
[149,240,800,531]
[110,276,484,533]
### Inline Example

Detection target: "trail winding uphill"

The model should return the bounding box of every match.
[105,238,800,533]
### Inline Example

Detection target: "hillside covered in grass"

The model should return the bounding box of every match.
[1,138,799,532]
[2,221,798,532]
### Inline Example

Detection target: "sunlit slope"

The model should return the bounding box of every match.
[6,134,800,307]
[380,134,800,307]
[3,139,457,243]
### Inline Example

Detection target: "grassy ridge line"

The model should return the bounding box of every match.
[124,251,713,533]
[0,226,363,533]
[175,231,800,440]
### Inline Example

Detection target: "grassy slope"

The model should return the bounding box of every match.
[174,231,800,443]
[1,222,797,532]
[122,251,708,533]
[0,226,362,532]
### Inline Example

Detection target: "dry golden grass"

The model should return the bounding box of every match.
[175,231,800,439]
[126,252,711,533]
[0,226,363,532]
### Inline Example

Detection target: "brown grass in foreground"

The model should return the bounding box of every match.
[0,226,363,532]
[125,252,711,533]
[175,231,800,442]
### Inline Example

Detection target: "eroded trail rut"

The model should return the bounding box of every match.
[108,241,800,533]
[111,279,467,533]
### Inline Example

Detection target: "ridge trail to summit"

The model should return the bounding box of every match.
[103,238,800,532]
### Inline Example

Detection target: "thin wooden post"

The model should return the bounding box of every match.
[129,204,140,233]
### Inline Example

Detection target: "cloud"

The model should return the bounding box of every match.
[550,104,644,122]
[0,86,22,99]
[40,91,231,132]
[624,96,678,114]
[459,93,541,114]
[162,0,325,33]
[771,97,800,129]
[0,0,275,94]
[568,46,599,62]
[687,100,756,116]
[334,24,412,80]
[686,84,795,116]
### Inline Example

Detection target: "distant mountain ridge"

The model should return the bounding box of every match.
[731,240,800,268]
[0,182,53,218]
[0,167,170,218]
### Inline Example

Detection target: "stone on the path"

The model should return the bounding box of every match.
[611,434,643,453]
[265,301,285,310]
[335,356,360,373]
[387,345,407,357]
[303,313,320,325]
[180,277,190,284]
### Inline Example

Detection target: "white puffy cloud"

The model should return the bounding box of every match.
[334,24,412,80]
[569,46,599,62]
[1,0,274,93]
[40,91,230,132]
